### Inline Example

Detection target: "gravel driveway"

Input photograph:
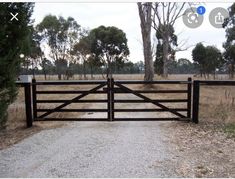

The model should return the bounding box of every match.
[0,118,180,177]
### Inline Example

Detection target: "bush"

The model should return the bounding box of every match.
[0,3,34,129]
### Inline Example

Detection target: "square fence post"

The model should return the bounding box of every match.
[192,80,200,124]
[107,78,111,121]
[187,77,192,119]
[111,78,114,121]
[24,82,33,127]
[32,78,37,120]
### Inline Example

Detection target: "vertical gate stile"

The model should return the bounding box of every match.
[32,78,37,120]
[192,80,200,124]
[107,78,111,121]
[187,77,192,119]
[111,78,114,121]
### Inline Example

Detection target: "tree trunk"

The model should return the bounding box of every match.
[83,59,87,79]
[162,34,169,78]
[138,2,154,81]
[90,65,93,79]
[231,63,234,79]
[43,69,47,80]
[58,74,62,80]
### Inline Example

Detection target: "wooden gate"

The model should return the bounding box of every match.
[109,78,192,121]
[17,78,193,126]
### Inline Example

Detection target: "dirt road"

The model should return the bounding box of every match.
[0,120,180,177]
[1,93,234,177]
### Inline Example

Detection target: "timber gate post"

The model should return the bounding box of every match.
[192,80,200,124]
[111,78,114,121]
[24,81,33,127]
[32,78,37,121]
[187,77,192,119]
[107,78,111,121]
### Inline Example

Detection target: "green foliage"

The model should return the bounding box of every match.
[37,15,80,79]
[192,43,223,77]
[154,24,177,75]
[168,58,198,74]
[154,43,164,75]
[0,3,34,128]
[223,3,235,78]
[20,27,43,76]
[89,26,130,76]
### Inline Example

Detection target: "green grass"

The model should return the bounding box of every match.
[224,123,235,138]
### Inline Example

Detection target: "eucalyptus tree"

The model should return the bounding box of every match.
[89,25,130,78]
[152,2,188,77]
[137,2,154,81]
[37,15,81,80]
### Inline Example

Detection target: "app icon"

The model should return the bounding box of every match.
[183,7,204,29]
[209,7,229,28]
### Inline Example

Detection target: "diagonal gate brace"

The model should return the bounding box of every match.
[115,82,186,118]
[38,83,107,118]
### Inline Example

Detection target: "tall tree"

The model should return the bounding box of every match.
[223,3,235,78]
[192,43,223,78]
[152,3,188,77]
[137,2,154,81]
[22,27,43,78]
[73,35,91,79]
[0,3,34,128]
[37,15,80,80]
[192,43,207,77]
[39,58,54,80]
[204,46,223,79]
[89,25,129,78]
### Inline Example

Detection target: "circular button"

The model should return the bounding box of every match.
[197,6,206,15]
[183,7,204,29]
[209,7,229,28]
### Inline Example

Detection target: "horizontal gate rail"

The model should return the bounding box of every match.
[34,80,107,85]
[114,99,188,103]
[36,100,108,103]
[34,118,109,121]
[36,90,106,94]
[103,88,187,93]
[113,80,190,84]
[114,108,188,112]
[37,109,108,112]
[199,80,235,86]
[113,118,191,121]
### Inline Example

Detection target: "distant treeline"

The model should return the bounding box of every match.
[20,56,228,80]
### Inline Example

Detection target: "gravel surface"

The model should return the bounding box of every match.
[0,120,179,177]
[1,94,234,177]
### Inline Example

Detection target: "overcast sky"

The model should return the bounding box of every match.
[32,2,232,62]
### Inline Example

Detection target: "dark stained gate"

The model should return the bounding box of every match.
[109,78,192,121]
[17,77,193,127]
[32,79,110,121]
